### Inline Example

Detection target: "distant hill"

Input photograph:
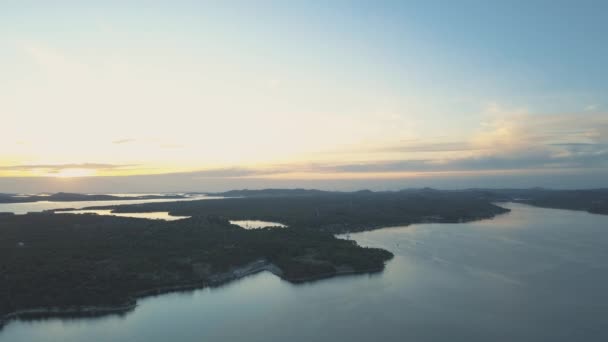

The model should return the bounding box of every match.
[210,188,334,197]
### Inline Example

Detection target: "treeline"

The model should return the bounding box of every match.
[0,213,391,318]
[1,188,531,320]
[473,188,608,215]
[92,189,510,233]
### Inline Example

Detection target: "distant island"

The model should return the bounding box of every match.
[489,188,608,215]
[2,187,607,326]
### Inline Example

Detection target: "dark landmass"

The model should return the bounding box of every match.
[0,188,510,325]
[468,188,608,215]
[3,187,605,327]
[205,188,334,198]
[88,188,510,233]
[0,213,391,325]
[205,187,608,217]
[0,192,187,204]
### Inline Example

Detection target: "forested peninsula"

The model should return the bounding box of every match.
[2,188,541,326]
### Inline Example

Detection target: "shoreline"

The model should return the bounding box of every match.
[0,206,511,331]
[0,207,506,329]
[319,209,510,234]
[0,209,506,329]
[283,266,386,283]
[0,258,384,328]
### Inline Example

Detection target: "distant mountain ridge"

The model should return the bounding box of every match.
[209,188,608,215]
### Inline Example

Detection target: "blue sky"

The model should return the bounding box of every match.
[1,1,606,191]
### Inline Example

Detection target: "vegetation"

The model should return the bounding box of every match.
[7,187,581,324]
[470,188,608,215]
[92,188,510,233]
[0,213,391,321]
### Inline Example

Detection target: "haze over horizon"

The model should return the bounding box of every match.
[2,1,607,192]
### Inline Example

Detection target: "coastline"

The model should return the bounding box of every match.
[0,302,139,329]
[0,209,508,329]
[319,209,510,234]
[0,258,385,328]
[283,266,386,284]
[0,204,508,329]
[0,259,270,327]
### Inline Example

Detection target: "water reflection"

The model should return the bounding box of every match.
[0,194,222,215]
[54,210,190,221]
[229,220,287,229]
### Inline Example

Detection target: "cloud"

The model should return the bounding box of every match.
[373,141,483,153]
[156,144,608,180]
[0,163,136,173]
[334,108,607,174]
[551,143,608,152]
[190,167,292,178]
[278,108,608,175]
[191,168,263,178]
[176,108,608,178]
[313,160,434,173]
[305,148,608,174]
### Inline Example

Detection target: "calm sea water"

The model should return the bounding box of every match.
[0,194,222,215]
[54,210,190,221]
[230,220,287,229]
[2,203,607,341]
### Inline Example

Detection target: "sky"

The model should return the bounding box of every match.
[1,0,607,192]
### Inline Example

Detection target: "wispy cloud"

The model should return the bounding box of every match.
[183,108,608,178]
[190,167,291,178]
[373,141,483,153]
[300,149,608,174]
[0,163,136,173]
